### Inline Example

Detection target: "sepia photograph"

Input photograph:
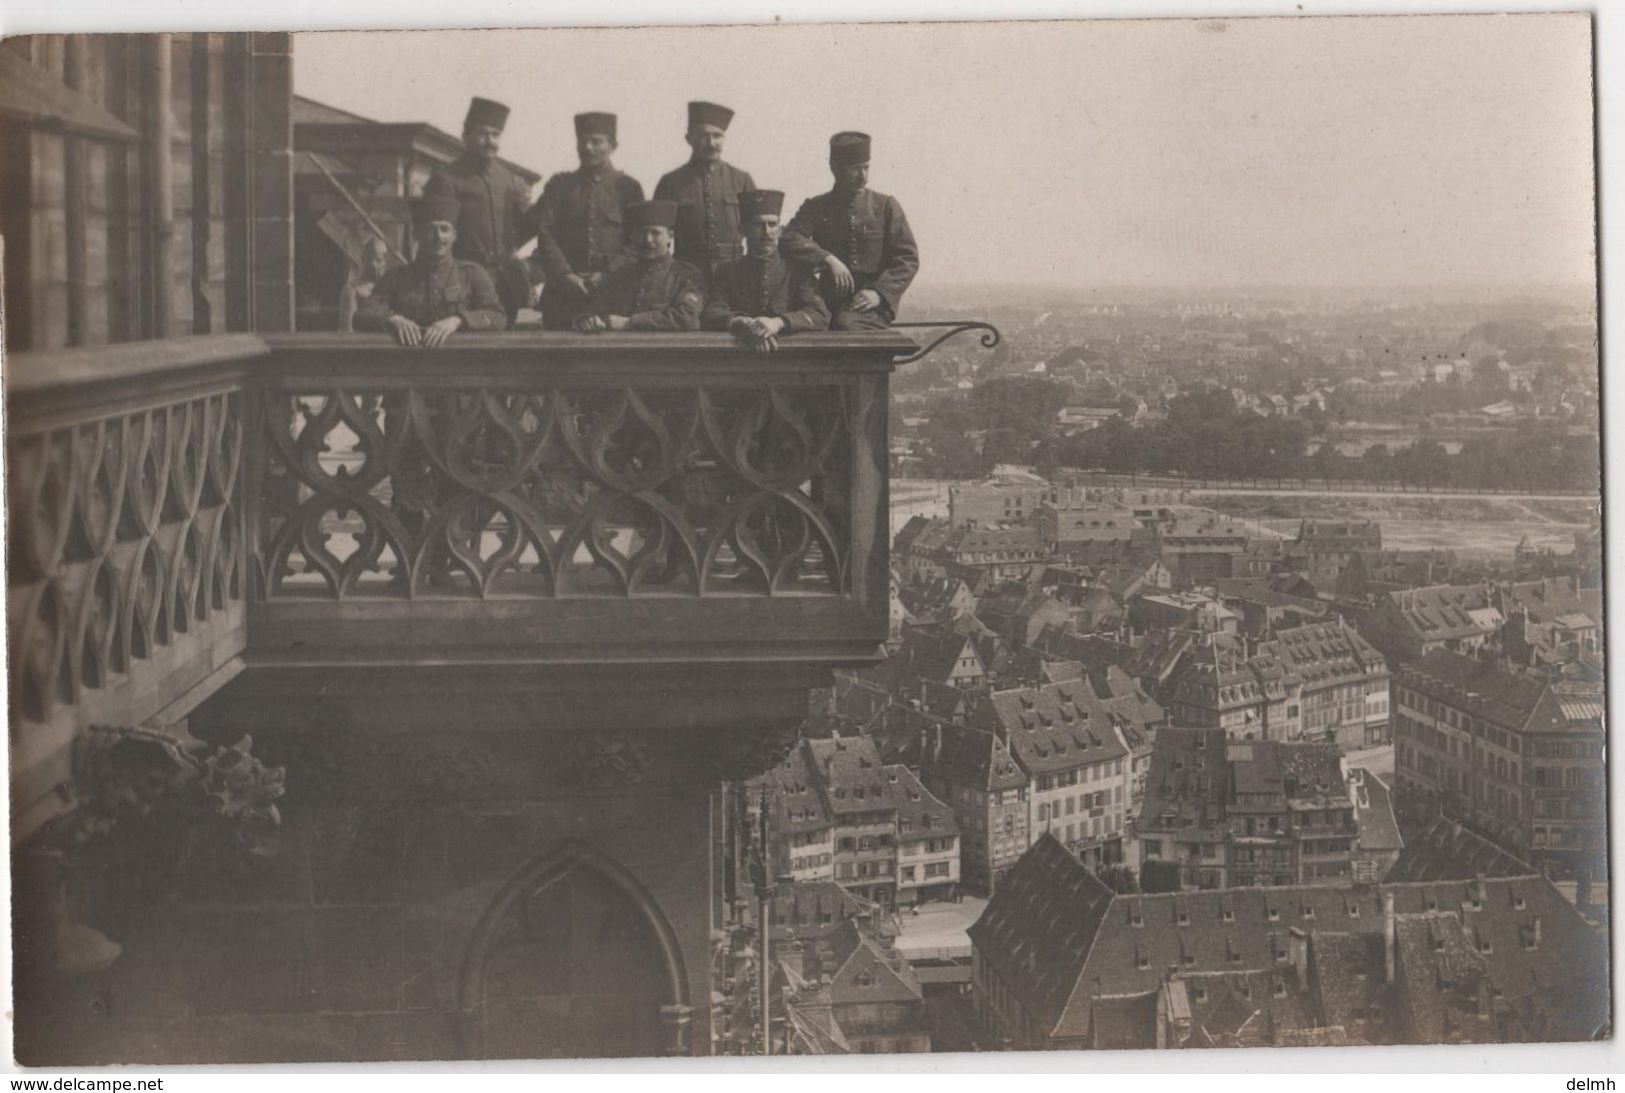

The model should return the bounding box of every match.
[0,7,1608,1071]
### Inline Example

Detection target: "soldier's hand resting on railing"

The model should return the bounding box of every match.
[421,315,465,347]
[729,315,787,354]
[387,315,424,347]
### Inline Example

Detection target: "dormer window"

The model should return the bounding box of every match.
[1193,985,1208,1004]
[1136,953,1150,970]
[1267,907,1280,922]
[1222,908,1235,923]
[1273,979,1287,999]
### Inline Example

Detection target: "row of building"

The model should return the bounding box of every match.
[1134,729,1401,890]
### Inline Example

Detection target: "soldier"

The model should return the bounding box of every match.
[653,101,756,282]
[422,97,534,326]
[354,193,507,345]
[780,131,919,331]
[702,189,829,352]
[574,200,705,333]
[528,111,646,330]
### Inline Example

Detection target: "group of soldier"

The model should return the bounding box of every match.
[352,96,920,352]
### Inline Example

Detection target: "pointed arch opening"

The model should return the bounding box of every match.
[457,837,694,1060]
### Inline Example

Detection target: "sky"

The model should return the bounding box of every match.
[293,15,1597,294]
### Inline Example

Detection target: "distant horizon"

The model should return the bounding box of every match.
[902,280,1599,305]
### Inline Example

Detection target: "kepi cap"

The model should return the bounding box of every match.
[739,190,784,220]
[411,193,463,225]
[627,200,679,229]
[465,97,510,132]
[688,101,735,131]
[829,131,871,167]
[575,111,618,140]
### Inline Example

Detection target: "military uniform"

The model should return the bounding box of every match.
[352,254,508,333]
[654,159,757,280]
[585,255,707,332]
[527,112,646,331]
[423,158,533,321]
[652,103,756,281]
[422,98,534,325]
[702,190,829,338]
[779,132,919,331]
[702,252,829,334]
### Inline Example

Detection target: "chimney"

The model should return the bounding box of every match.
[1531,915,1542,950]
[1383,891,1397,984]
[934,723,944,764]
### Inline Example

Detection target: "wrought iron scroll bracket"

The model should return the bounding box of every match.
[890,321,1002,365]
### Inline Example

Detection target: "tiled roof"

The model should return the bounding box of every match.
[1383,584,1502,641]
[804,736,895,815]
[765,739,832,835]
[918,718,1028,793]
[1391,913,1496,1044]
[825,918,924,1006]
[973,836,1609,1045]
[1260,620,1388,689]
[891,765,959,838]
[898,576,974,620]
[1386,817,1534,882]
[978,680,1132,776]
[966,834,1116,1036]
[1398,651,1599,735]
[1497,577,1601,629]
[769,881,874,943]
[1348,768,1403,853]
[896,626,981,687]
[892,514,935,554]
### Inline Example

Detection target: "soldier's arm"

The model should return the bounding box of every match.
[531,177,576,280]
[872,196,920,315]
[781,264,832,333]
[628,265,705,331]
[350,270,401,332]
[458,265,509,331]
[778,198,829,265]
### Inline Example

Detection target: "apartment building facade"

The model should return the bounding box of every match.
[1392,651,1605,883]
